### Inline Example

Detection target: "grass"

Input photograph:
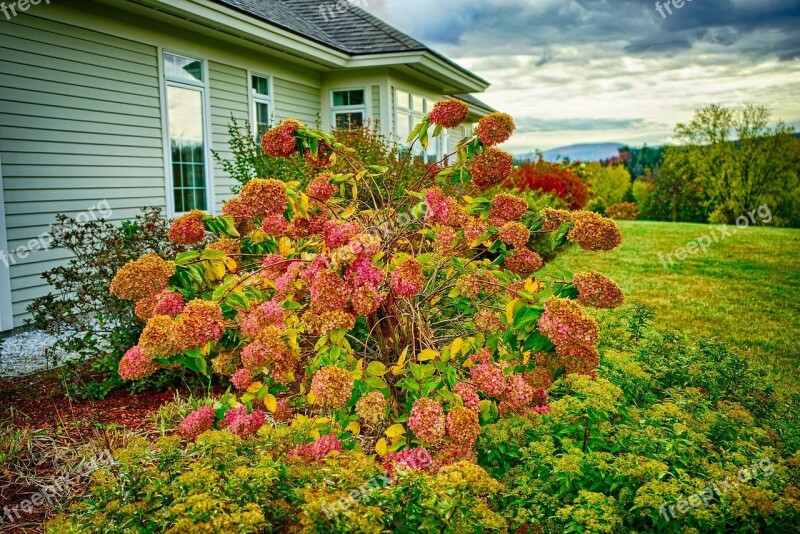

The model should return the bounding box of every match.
[549,220,800,389]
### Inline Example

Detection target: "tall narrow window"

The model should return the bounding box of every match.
[252,74,271,140]
[164,52,208,213]
[331,89,365,128]
[395,90,439,161]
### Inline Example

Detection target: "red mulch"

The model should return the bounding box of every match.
[0,374,184,431]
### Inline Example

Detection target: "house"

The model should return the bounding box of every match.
[0,0,494,331]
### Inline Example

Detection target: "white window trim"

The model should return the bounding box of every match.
[394,88,441,162]
[0,151,13,331]
[248,71,273,141]
[159,48,215,217]
[330,86,367,127]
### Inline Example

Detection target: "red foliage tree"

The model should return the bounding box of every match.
[512,160,589,209]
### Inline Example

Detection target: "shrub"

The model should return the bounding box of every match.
[27,208,189,398]
[105,108,623,471]
[512,159,589,209]
[584,161,631,213]
[606,202,639,220]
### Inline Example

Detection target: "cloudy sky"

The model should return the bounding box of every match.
[370,0,800,152]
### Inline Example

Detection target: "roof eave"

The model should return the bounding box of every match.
[348,51,489,93]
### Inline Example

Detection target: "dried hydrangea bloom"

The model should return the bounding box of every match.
[329,245,357,270]
[474,309,504,334]
[349,233,381,257]
[471,360,507,399]
[110,253,175,301]
[287,208,328,238]
[425,187,466,227]
[542,208,574,232]
[134,293,159,321]
[345,256,385,289]
[456,270,499,300]
[500,374,535,414]
[289,433,343,461]
[152,290,186,317]
[301,309,355,336]
[429,444,477,473]
[310,269,349,313]
[306,173,336,201]
[139,314,177,358]
[446,406,481,448]
[351,284,382,315]
[557,343,601,375]
[503,248,544,275]
[178,406,215,440]
[222,195,253,220]
[538,297,600,348]
[273,398,294,422]
[240,178,288,218]
[230,368,253,390]
[168,210,206,245]
[118,345,159,381]
[463,216,490,245]
[237,301,285,338]
[173,299,225,350]
[260,214,288,237]
[390,258,425,298]
[323,220,362,249]
[497,221,531,249]
[470,147,514,190]
[567,211,622,252]
[573,271,624,309]
[241,342,269,371]
[211,350,241,376]
[384,447,432,478]
[304,139,333,168]
[268,348,300,385]
[355,391,388,425]
[525,367,554,390]
[489,193,528,224]
[475,112,516,146]
[261,118,303,158]
[311,366,354,409]
[408,398,445,446]
[453,382,481,414]
[429,99,469,128]
[433,226,458,256]
[225,406,266,439]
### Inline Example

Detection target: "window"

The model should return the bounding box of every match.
[331,88,366,128]
[163,52,208,213]
[395,89,441,161]
[251,74,272,140]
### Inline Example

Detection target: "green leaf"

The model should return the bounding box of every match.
[175,251,200,265]
[551,221,574,251]
[366,361,387,376]
[200,248,227,260]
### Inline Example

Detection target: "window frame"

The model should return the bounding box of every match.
[394,88,440,162]
[160,49,213,216]
[249,72,273,141]
[330,87,367,128]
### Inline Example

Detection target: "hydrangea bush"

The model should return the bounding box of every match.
[109,101,623,470]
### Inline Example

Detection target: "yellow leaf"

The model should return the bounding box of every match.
[346,421,361,436]
[222,256,237,272]
[375,438,388,456]
[429,296,441,306]
[307,390,317,405]
[209,259,226,280]
[522,351,532,365]
[462,195,474,203]
[341,205,356,219]
[355,170,367,182]
[279,237,294,255]
[450,337,464,357]
[251,230,268,243]
[524,277,540,294]
[506,298,523,324]
[264,393,277,413]
[246,381,264,394]
[392,346,409,375]
[463,358,475,368]
[385,424,405,438]
[417,349,438,362]
[310,429,320,439]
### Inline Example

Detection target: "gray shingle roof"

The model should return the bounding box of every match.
[452,93,496,114]
[214,0,429,55]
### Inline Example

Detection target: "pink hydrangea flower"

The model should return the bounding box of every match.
[391,258,425,298]
[230,368,253,390]
[471,360,507,399]
[453,382,481,413]
[429,99,469,128]
[152,290,185,317]
[323,220,362,249]
[345,256,385,289]
[178,406,215,440]
[289,434,343,461]
[384,447,432,478]
[118,345,159,381]
[225,406,266,439]
[408,398,445,446]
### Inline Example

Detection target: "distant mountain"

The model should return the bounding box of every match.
[517,143,625,163]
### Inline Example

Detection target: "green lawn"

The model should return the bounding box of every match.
[549,220,800,388]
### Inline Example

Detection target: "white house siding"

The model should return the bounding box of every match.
[273,78,321,126]
[209,61,249,212]
[371,85,381,128]
[0,13,164,327]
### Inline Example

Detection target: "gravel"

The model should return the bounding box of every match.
[0,329,84,378]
